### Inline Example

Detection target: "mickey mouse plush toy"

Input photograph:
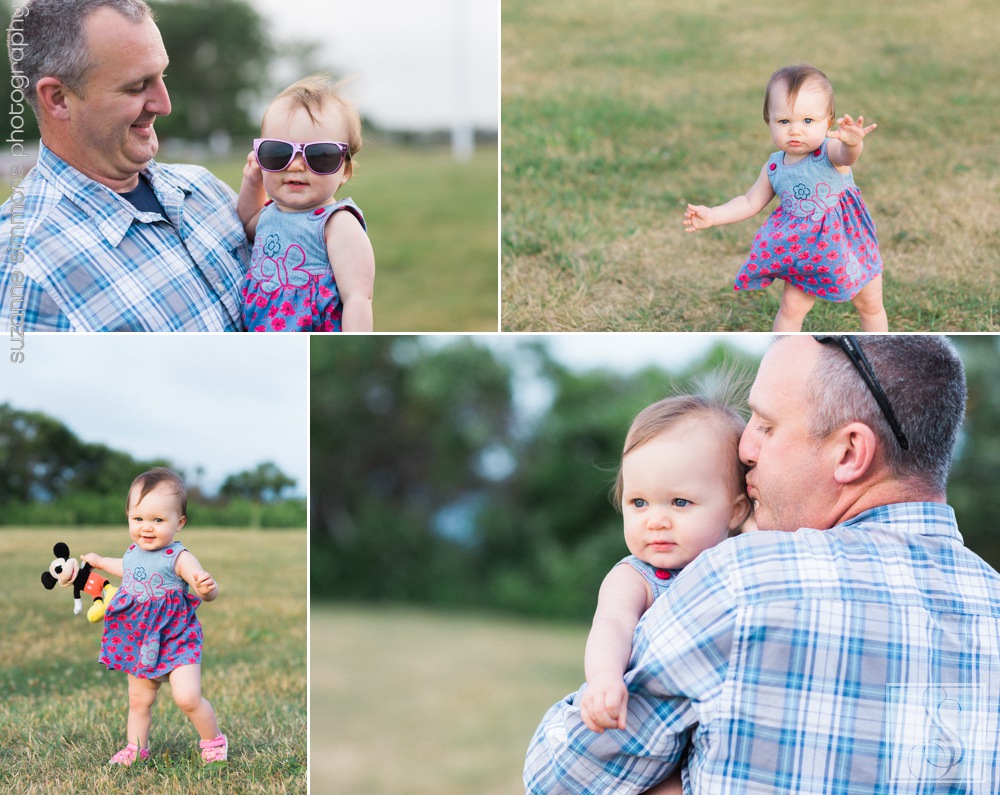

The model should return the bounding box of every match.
[41,541,118,622]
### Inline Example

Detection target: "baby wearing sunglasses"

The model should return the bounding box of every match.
[237,75,375,332]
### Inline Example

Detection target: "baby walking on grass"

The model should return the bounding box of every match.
[684,64,886,331]
[82,468,226,766]
[238,74,375,332]
[580,392,750,793]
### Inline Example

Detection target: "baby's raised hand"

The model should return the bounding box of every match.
[580,671,629,732]
[683,204,715,232]
[242,151,263,187]
[192,570,217,598]
[827,114,877,147]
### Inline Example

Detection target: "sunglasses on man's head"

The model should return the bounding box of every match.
[253,138,351,175]
[813,335,909,450]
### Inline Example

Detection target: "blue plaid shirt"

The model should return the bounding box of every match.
[0,143,249,331]
[525,502,1000,794]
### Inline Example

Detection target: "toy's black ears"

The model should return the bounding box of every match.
[41,571,57,590]
[53,542,70,559]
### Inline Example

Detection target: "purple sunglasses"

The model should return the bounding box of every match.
[253,138,351,175]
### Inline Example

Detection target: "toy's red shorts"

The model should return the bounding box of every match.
[84,570,109,599]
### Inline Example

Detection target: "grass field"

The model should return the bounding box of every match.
[501,0,1000,331]
[2,140,498,332]
[310,605,587,795]
[0,527,307,794]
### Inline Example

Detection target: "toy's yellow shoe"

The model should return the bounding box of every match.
[87,584,117,623]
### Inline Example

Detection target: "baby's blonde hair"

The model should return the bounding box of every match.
[264,74,363,160]
[612,369,752,522]
[763,63,835,126]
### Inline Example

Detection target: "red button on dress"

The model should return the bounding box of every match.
[654,569,672,580]
[769,163,777,171]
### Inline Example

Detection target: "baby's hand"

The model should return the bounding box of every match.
[683,204,715,232]
[827,114,877,148]
[242,151,263,188]
[192,570,218,598]
[580,671,629,732]
[81,553,102,569]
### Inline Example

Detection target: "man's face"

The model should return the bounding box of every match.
[739,337,839,532]
[62,8,171,187]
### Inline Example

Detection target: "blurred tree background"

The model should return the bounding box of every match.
[311,336,1000,621]
[0,403,305,528]
[0,0,309,144]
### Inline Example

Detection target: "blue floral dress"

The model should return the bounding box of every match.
[733,140,882,301]
[241,198,366,332]
[99,542,202,679]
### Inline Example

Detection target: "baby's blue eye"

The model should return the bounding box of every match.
[804,118,814,124]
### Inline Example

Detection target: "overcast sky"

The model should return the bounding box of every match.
[1,335,309,495]
[251,0,499,131]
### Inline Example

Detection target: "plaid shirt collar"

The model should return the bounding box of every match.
[35,142,195,246]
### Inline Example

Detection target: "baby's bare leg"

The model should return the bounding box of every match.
[168,664,220,740]
[851,275,888,331]
[126,674,160,748]
[773,282,815,331]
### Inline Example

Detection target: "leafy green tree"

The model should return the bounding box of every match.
[310,337,515,602]
[149,0,272,141]
[949,335,1000,569]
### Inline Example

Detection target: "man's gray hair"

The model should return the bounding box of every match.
[807,336,967,495]
[9,0,154,115]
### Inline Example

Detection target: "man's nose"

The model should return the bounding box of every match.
[739,427,757,467]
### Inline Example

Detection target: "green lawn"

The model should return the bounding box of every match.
[501,0,1000,331]
[310,605,587,795]
[0,527,307,794]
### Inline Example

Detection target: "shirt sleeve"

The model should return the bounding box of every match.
[524,542,739,794]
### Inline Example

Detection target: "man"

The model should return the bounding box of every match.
[525,335,1000,793]
[0,0,247,331]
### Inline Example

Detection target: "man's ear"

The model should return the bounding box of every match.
[831,421,878,485]
[35,76,74,121]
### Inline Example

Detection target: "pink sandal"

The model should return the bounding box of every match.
[200,734,228,763]
[109,742,149,766]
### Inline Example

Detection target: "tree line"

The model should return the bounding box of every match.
[0,403,304,528]
[311,336,1000,621]
[1,0,321,143]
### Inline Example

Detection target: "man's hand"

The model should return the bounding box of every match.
[580,671,629,732]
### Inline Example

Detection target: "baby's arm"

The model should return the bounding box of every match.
[81,553,123,578]
[237,151,267,241]
[175,550,219,602]
[827,114,877,169]
[327,210,375,332]
[580,563,652,732]
[684,164,776,232]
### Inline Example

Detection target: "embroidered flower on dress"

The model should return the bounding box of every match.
[264,233,281,257]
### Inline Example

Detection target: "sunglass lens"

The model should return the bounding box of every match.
[256,140,294,171]
[304,143,344,174]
